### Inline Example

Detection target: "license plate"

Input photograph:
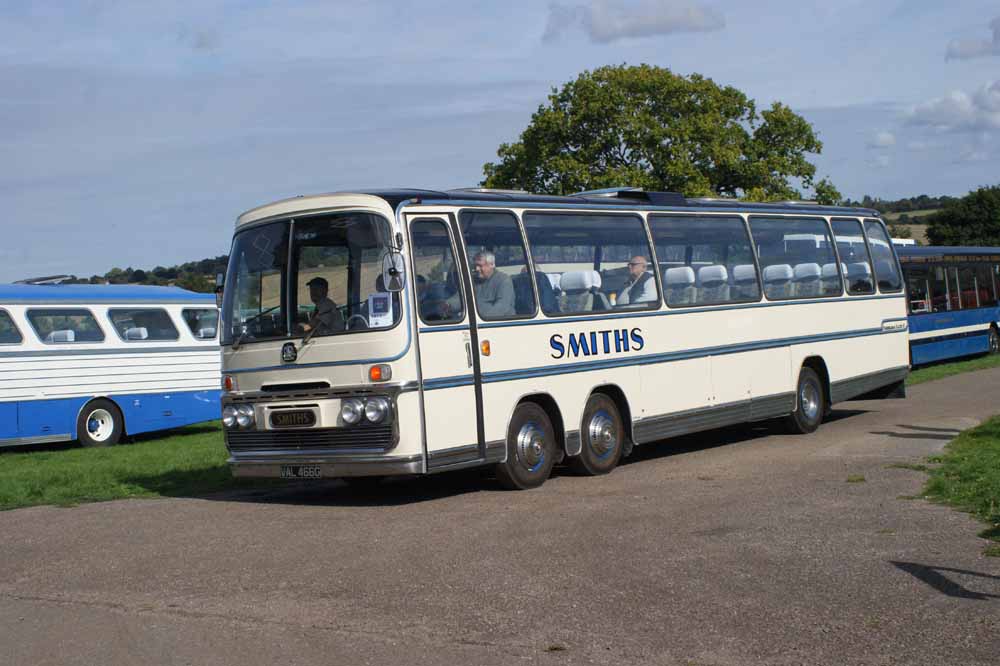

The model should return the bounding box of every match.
[270,409,317,428]
[280,465,322,479]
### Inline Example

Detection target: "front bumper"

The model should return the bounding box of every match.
[228,452,423,478]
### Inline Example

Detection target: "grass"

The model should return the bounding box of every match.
[907,353,1000,386]
[882,208,940,222]
[0,422,264,511]
[923,416,1000,555]
[846,475,866,483]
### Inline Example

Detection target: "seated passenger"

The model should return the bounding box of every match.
[472,251,515,317]
[515,265,558,314]
[616,255,657,306]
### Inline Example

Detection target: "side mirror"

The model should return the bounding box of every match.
[381,252,406,292]
[215,273,225,308]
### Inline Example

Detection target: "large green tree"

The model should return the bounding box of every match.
[482,64,829,200]
[926,186,1000,245]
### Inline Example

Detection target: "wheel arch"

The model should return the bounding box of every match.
[513,393,566,458]
[74,396,127,439]
[800,356,831,408]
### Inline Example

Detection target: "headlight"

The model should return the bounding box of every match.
[341,398,364,425]
[364,397,390,423]
[236,404,255,428]
[222,405,237,428]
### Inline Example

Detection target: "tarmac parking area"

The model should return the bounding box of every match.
[2,370,999,666]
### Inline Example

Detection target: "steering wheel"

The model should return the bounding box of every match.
[346,314,369,330]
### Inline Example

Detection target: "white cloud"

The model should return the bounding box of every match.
[907,81,1000,132]
[867,131,895,148]
[870,154,891,169]
[543,0,724,44]
[945,16,1000,60]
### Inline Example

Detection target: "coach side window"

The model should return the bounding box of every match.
[830,218,874,295]
[521,213,660,315]
[108,308,180,341]
[182,308,220,340]
[27,308,105,344]
[649,215,760,306]
[410,220,465,325]
[974,264,998,308]
[0,310,22,344]
[748,217,840,300]
[863,220,903,292]
[459,211,535,320]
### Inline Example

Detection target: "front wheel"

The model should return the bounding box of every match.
[77,398,124,447]
[496,402,557,490]
[569,393,624,476]
[785,367,824,434]
[989,327,999,355]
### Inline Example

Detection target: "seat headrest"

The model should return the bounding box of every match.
[545,273,561,290]
[559,270,601,291]
[821,263,842,278]
[847,262,872,277]
[731,264,757,283]
[697,265,728,285]
[762,264,794,282]
[664,266,696,286]
[793,263,821,280]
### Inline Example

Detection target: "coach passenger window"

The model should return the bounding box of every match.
[649,215,759,306]
[957,265,979,308]
[27,309,105,344]
[748,217,840,300]
[974,264,998,308]
[522,213,659,315]
[410,220,465,325]
[0,310,22,344]
[459,211,534,320]
[863,220,902,292]
[830,218,874,295]
[905,265,931,314]
[108,308,180,341]
[182,308,219,339]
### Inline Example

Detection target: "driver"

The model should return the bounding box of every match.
[301,277,345,335]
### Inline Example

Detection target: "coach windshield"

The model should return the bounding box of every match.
[222,212,399,346]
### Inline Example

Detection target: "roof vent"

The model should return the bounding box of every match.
[449,187,531,196]
[573,188,686,206]
[573,187,644,197]
[770,199,819,205]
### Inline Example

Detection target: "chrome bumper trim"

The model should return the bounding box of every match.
[228,453,423,478]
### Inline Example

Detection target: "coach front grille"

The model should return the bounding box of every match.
[225,424,395,452]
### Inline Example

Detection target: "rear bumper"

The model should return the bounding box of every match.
[228,451,423,478]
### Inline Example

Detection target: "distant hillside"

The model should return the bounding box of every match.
[47,255,229,293]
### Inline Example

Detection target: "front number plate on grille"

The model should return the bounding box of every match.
[280,465,322,479]
[270,410,317,428]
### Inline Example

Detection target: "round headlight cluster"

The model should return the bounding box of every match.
[236,404,255,428]
[223,404,256,429]
[222,405,237,428]
[340,397,391,425]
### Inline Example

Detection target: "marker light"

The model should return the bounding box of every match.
[235,404,255,428]
[480,340,491,356]
[364,397,390,423]
[223,375,237,392]
[222,405,237,428]
[369,364,391,382]
[341,398,364,425]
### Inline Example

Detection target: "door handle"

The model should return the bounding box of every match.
[465,341,473,368]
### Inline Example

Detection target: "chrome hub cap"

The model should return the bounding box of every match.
[800,382,820,422]
[516,422,546,472]
[588,410,616,458]
[87,408,114,442]
[991,331,999,354]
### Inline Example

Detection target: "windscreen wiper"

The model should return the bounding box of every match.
[231,305,281,350]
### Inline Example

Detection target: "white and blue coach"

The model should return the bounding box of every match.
[0,284,221,447]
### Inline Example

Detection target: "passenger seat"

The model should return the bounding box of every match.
[697,265,729,303]
[762,264,794,300]
[559,270,605,312]
[792,263,821,298]
[664,266,696,305]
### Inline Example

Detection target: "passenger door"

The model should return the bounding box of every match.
[407,215,485,468]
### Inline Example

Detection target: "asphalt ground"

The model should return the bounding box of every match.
[1,370,999,666]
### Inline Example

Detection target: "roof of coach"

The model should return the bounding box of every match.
[0,284,216,305]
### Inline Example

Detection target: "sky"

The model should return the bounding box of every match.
[2,0,1000,281]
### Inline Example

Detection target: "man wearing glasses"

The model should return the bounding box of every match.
[616,255,657,306]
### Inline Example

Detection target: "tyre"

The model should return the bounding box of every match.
[785,367,824,434]
[77,398,124,447]
[569,393,624,476]
[496,402,557,490]
[989,327,999,355]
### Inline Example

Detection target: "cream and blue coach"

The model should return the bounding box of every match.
[0,284,220,448]
[219,188,910,489]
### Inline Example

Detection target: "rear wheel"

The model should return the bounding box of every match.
[989,327,999,355]
[569,393,624,476]
[785,367,824,434]
[77,398,124,447]
[496,402,557,490]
